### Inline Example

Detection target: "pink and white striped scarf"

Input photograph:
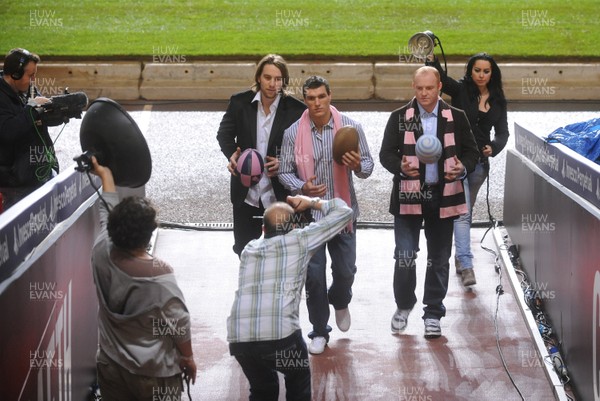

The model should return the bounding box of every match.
[400,98,467,218]
[294,106,353,231]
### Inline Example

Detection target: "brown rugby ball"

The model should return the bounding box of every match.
[332,125,359,165]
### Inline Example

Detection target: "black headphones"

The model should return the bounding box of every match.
[10,48,32,80]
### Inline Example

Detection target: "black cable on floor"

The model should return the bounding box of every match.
[492,255,525,401]
[479,164,525,400]
[479,162,498,260]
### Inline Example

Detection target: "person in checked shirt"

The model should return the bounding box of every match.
[227,195,352,401]
[278,75,374,355]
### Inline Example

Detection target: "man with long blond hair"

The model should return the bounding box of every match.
[217,54,306,257]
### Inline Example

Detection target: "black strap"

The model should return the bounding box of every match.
[184,374,192,400]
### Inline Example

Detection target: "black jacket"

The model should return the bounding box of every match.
[0,72,58,187]
[428,58,509,157]
[379,98,480,216]
[216,90,306,207]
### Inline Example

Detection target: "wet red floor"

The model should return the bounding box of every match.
[153,227,558,401]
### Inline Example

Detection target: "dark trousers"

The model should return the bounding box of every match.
[232,201,265,256]
[306,225,357,339]
[230,330,311,401]
[96,349,182,401]
[393,186,454,320]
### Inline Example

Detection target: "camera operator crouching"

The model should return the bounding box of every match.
[0,48,87,211]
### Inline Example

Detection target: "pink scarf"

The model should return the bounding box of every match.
[294,106,353,231]
[399,98,467,218]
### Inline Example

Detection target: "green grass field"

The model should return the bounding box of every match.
[1,0,598,59]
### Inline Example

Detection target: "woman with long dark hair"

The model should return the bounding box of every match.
[427,53,509,287]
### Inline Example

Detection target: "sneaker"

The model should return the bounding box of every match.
[391,308,412,333]
[424,318,441,339]
[461,268,477,286]
[335,308,351,332]
[308,337,327,354]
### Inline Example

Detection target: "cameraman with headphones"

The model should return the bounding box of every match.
[0,48,59,210]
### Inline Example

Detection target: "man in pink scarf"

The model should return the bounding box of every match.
[379,67,479,339]
[279,76,374,354]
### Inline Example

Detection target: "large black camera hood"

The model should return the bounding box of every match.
[79,97,152,188]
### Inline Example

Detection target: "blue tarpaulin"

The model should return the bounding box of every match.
[546,117,600,164]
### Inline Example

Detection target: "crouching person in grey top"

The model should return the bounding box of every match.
[90,157,196,401]
[227,195,352,401]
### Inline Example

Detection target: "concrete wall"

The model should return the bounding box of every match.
[36,61,600,102]
[37,62,142,100]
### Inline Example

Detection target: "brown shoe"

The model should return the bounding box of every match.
[454,257,462,274]
[461,268,476,286]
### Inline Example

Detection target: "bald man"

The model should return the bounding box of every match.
[227,195,352,401]
[380,66,479,339]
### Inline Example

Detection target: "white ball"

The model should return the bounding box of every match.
[415,135,443,164]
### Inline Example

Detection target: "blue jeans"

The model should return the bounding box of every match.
[305,224,357,339]
[230,330,311,401]
[453,162,489,269]
[393,186,454,320]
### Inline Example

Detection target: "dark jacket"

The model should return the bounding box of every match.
[0,72,57,187]
[379,98,480,216]
[427,58,509,157]
[216,90,306,207]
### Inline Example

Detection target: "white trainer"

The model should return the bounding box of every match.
[308,336,327,354]
[424,318,442,339]
[391,308,412,333]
